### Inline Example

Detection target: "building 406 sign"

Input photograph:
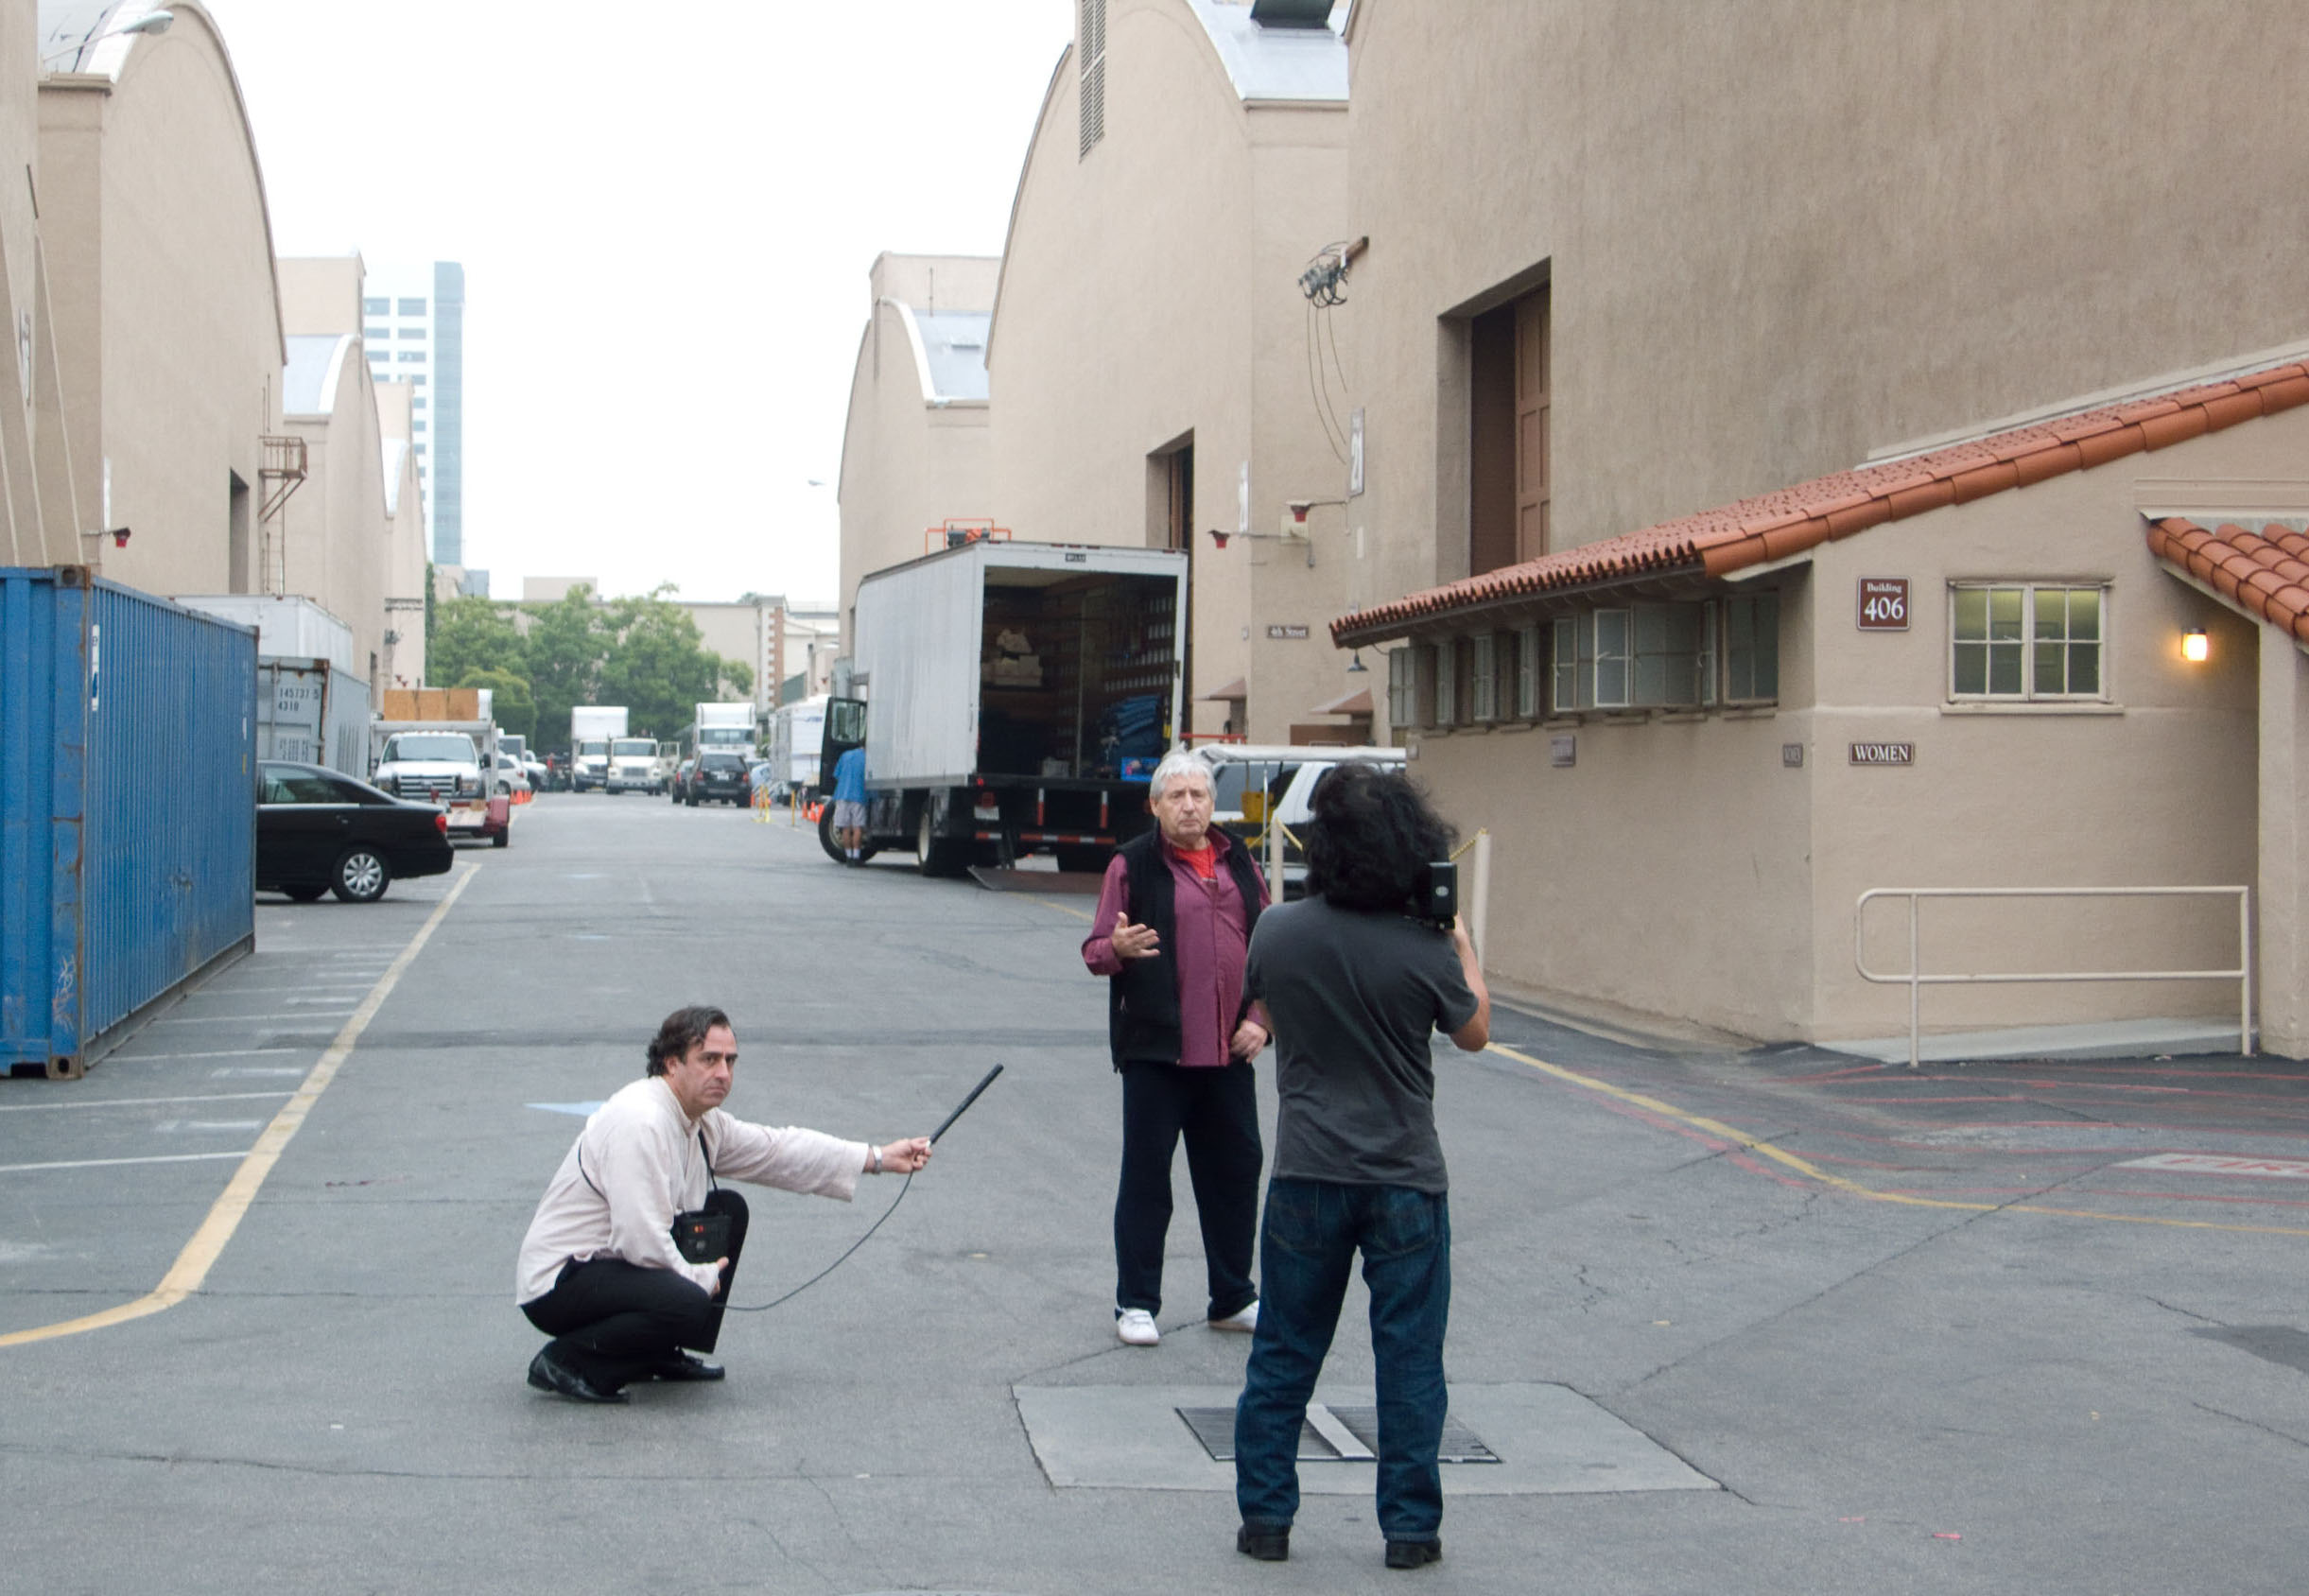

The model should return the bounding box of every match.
[1857,578,1910,631]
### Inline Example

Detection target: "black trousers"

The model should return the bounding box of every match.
[1115,1061,1261,1319]
[523,1189,750,1391]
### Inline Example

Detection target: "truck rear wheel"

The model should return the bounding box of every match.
[818,799,878,864]
[916,806,966,878]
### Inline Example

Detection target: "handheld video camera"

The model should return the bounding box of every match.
[1411,859,1458,930]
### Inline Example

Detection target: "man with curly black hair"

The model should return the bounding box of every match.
[515,1004,930,1403]
[1230,763,1489,1569]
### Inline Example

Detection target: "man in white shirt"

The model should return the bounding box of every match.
[517,1004,931,1402]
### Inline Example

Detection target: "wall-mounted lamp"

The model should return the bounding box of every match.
[1208,528,1230,549]
[109,527,130,548]
[2181,628,2211,663]
[40,9,172,63]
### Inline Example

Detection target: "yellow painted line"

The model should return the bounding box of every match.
[0,865,483,1348]
[1484,1041,2309,1240]
[1032,896,1095,922]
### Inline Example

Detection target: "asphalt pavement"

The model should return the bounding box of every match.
[4,791,2308,1594]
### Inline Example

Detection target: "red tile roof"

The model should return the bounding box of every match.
[1333,358,2309,647]
[2147,517,2309,646]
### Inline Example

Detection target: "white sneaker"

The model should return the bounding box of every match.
[1210,1301,1259,1334]
[1116,1309,1160,1346]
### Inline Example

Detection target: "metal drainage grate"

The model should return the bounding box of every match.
[1176,1405,1499,1464]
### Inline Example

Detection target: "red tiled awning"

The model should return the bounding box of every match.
[1200,677,1247,702]
[1333,358,2309,648]
[2147,517,2309,647]
[1311,687,1373,716]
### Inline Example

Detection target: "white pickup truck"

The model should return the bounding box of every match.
[370,723,512,847]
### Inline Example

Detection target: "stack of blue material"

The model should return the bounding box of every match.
[1100,694,1166,768]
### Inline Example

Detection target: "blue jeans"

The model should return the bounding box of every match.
[1234,1178,1450,1541]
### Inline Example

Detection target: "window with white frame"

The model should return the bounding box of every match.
[1723,592,1779,703]
[1546,594,1777,712]
[1516,624,1540,718]
[1950,582,2104,699]
[1388,648,1415,729]
[1469,633,1498,721]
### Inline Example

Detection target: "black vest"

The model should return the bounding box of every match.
[1107,829,1265,1067]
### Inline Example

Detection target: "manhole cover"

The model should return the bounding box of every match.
[1176,1405,1498,1464]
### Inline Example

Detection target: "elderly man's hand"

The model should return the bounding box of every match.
[1229,1018,1269,1060]
[1110,912,1161,960]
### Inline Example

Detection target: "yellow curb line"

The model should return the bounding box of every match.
[1484,1040,2309,1240]
[0,864,484,1348]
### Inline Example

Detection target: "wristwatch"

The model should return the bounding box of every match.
[868,1144,883,1175]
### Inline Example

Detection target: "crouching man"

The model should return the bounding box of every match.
[516,1003,930,1402]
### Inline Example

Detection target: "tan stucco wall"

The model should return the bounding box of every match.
[837,253,997,653]
[1408,405,2304,1045]
[282,348,389,700]
[986,3,1353,741]
[1344,0,2309,626]
[38,4,281,597]
[0,0,79,565]
[279,253,362,338]
[374,377,427,688]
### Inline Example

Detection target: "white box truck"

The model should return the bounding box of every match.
[769,695,826,804]
[824,540,1188,875]
[569,705,627,792]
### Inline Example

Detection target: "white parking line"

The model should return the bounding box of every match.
[102,1049,302,1064]
[0,1152,250,1174]
[150,1013,349,1025]
[209,1067,309,1079]
[0,1092,292,1114]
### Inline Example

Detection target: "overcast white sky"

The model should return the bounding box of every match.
[210,0,1072,605]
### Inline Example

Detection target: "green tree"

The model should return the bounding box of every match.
[596,586,752,739]
[458,668,535,741]
[521,585,610,752]
[427,595,525,688]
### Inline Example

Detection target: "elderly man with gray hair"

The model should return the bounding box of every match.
[1082,746,1272,1346]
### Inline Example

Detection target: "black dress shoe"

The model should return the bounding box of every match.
[1237,1525,1290,1561]
[651,1351,725,1381]
[1384,1538,1442,1570]
[527,1347,628,1404]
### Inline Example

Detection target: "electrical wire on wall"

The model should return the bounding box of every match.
[1298,239,1363,467]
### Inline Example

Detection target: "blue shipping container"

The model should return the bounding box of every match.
[1,567,257,1078]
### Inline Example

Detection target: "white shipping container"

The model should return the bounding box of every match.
[254,657,372,776]
[177,595,356,674]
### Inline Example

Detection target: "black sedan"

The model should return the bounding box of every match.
[684,750,751,807]
[257,761,455,903]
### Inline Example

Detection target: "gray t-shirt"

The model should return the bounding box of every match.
[1243,897,1479,1194]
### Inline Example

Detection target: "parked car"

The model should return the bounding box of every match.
[490,750,531,796]
[684,749,751,807]
[669,756,697,804]
[257,761,455,903]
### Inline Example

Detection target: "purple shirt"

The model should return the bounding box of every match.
[1083,832,1269,1067]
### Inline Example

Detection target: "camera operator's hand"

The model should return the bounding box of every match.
[1229,1017,1269,1060]
[710,1258,732,1298]
[1111,912,1161,960]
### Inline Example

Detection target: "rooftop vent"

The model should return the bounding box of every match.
[1249,0,1333,26]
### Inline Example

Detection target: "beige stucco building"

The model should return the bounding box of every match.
[0,1,81,565]
[836,252,997,653]
[36,0,283,596]
[1328,2,2309,1054]
[982,0,1357,743]
[268,255,428,698]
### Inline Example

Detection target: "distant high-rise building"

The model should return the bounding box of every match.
[361,262,465,565]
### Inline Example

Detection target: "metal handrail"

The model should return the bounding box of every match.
[1854,886,2253,1069]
